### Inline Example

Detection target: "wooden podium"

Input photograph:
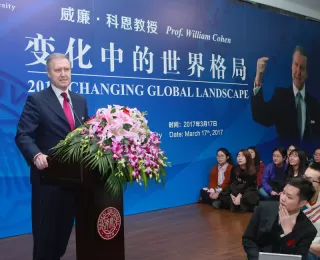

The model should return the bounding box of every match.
[40,157,125,260]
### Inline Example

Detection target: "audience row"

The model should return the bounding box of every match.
[200,145,320,211]
[199,145,320,259]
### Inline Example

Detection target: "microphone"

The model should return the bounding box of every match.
[66,97,82,126]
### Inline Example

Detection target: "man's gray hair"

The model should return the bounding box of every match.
[46,53,71,72]
[292,45,308,71]
[293,45,308,58]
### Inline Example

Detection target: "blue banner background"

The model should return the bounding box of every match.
[0,0,320,238]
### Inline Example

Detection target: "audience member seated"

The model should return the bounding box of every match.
[259,147,288,200]
[199,148,234,206]
[242,177,317,260]
[287,149,307,178]
[311,148,320,165]
[216,149,259,213]
[302,163,320,260]
[248,146,265,190]
[286,144,297,163]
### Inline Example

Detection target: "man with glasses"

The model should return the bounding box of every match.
[303,162,320,259]
[314,149,320,164]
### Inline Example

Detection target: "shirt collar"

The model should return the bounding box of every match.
[279,211,300,224]
[51,85,71,100]
[290,211,300,219]
[218,163,228,170]
[293,83,305,100]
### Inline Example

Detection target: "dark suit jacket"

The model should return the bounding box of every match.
[251,86,320,146]
[15,86,89,184]
[242,201,317,260]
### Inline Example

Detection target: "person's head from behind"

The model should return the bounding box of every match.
[237,149,255,174]
[292,46,308,90]
[46,53,71,91]
[280,177,315,214]
[216,148,234,166]
[272,147,287,167]
[304,162,320,193]
[248,146,261,166]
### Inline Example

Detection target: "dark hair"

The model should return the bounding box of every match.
[307,162,320,182]
[287,144,300,152]
[287,149,307,178]
[217,148,234,165]
[286,177,315,202]
[248,146,261,167]
[309,162,320,172]
[237,149,256,175]
[273,147,287,158]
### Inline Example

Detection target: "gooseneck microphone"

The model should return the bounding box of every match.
[65,97,82,126]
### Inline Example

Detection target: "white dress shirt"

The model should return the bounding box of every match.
[293,83,306,139]
[253,83,306,139]
[51,85,74,120]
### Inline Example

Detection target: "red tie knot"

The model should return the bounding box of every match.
[61,92,68,100]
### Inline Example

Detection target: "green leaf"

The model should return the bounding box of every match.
[89,143,99,153]
[106,153,114,172]
[122,139,130,145]
[123,124,132,131]
[128,165,133,186]
[105,170,126,198]
[99,156,110,176]
[141,170,148,190]
[160,165,166,177]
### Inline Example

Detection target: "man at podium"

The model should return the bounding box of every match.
[15,53,89,260]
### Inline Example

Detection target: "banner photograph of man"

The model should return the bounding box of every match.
[251,46,320,148]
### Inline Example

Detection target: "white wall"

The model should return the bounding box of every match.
[246,0,320,21]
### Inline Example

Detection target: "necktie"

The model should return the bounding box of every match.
[61,92,75,131]
[296,92,302,139]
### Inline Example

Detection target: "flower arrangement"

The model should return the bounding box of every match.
[51,105,170,197]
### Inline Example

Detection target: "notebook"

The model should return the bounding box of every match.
[259,252,302,260]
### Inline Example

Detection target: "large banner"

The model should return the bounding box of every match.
[1,0,320,238]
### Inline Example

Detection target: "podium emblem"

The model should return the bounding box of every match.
[97,207,121,240]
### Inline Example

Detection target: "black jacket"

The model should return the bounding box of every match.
[251,86,320,147]
[242,201,317,260]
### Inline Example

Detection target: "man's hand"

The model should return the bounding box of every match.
[210,192,219,200]
[231,194,236,204]
[255,57,269,86]
[279,204,296,235]
[234,193,242,205]
[271,191,279,196]
[34,154,48,170]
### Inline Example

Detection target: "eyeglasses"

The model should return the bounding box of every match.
[303,174,320,184]
[314,153,320,157]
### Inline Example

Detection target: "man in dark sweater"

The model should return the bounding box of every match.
[243,177,317,260]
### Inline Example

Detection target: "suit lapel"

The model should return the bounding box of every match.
[287,86,300,137]
[291,211,304,233]
[288,87,297,117]
[265,209,279,231]
[44,87,69,125]
[69,91,83,128]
